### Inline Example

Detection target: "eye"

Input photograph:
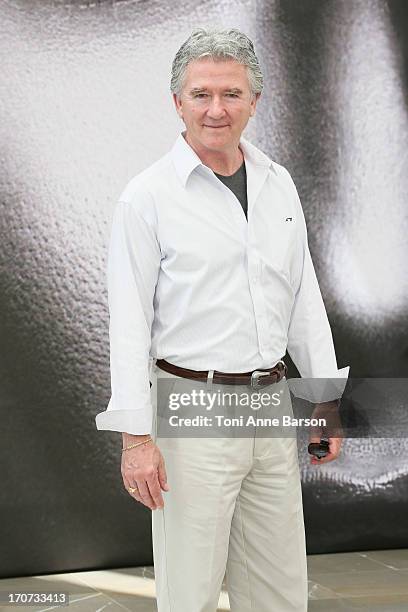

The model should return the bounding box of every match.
[226,93,239,97]
[194,93,208,98]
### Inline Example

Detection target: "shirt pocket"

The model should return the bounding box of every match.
[261,216,299,289]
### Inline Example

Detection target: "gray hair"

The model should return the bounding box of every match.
[170,27,263,98]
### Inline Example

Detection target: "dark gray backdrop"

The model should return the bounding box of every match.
[1,0,407,579]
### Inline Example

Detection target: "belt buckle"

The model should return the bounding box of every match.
[250,370,271,389]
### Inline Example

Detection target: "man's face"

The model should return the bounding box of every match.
[173,58,260,152]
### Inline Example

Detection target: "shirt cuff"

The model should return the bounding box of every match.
[287,365,350,403]
[95,402,153,436]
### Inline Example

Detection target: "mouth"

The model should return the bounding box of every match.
[203,125,229,129]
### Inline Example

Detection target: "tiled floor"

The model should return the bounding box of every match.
[1,549,408,611]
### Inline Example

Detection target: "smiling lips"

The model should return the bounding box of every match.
[204,125,229,128]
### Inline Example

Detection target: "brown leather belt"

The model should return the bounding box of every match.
[155,358,287,388]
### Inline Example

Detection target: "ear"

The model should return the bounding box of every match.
[249,92,261,117]
[173,93,183,119]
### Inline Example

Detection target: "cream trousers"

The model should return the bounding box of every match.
[150,362,308,612]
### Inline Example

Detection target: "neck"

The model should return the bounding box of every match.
[183,131,244,176]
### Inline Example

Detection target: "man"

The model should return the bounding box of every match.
[95,27,349,612]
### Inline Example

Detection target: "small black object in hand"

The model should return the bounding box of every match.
[308,439,330,459]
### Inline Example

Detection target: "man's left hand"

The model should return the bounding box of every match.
[308,401,343,465]
[308,436,342,464]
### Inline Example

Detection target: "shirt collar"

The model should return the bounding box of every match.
[170,130,276,187]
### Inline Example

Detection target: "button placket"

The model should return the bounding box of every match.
[247,245,271,355]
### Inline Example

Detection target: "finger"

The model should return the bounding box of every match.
[157,457,170,492]
[146,472,165,508]
[128,483,143,502]
[129,488,143,502]
[122,472,136,496]
[123,473,143,502]
[137,479,157,510]
[311,439,342,464]
[325,438,342,455]
[132,492,143,503]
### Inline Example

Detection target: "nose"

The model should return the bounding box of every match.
[206,95,227,120]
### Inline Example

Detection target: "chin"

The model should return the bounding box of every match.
[201,133,231,148]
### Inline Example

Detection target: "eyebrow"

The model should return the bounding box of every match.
[188,87,244,95]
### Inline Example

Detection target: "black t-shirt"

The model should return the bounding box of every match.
[214,160,248,219]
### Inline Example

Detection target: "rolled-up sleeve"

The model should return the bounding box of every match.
[285,174,349,399]
[95,195,161,435]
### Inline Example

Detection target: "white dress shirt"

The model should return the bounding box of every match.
[95,131,349,435]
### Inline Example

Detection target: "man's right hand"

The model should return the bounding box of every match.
[121,433,170,510]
